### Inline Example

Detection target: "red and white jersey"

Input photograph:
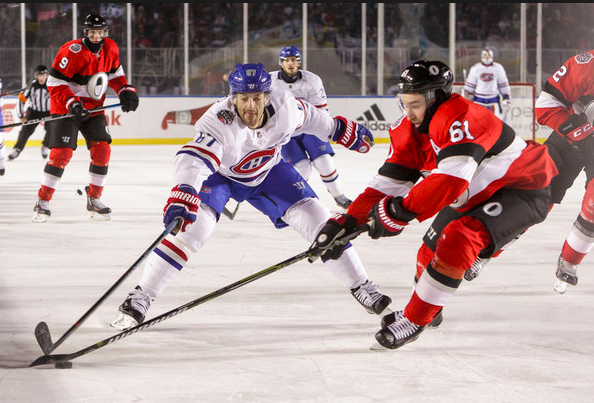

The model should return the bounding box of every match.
[47,38,129,114]
[348,94,557,224]
[172,87,336,190]
[535,50,594,133]
[463,62,511,99]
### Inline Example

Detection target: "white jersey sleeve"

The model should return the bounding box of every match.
[464,62,511,99]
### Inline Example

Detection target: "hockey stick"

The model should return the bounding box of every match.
[0,103,122,130]
[222,202,241,220]
[33,217,182,355]
[0,86,27,98]
[29,225,368,367]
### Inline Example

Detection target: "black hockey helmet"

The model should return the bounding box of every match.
[83,14,109,37]
[35,65,48,75]
[398,60,454,133]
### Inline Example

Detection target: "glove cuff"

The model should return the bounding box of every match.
[118,85,137,95]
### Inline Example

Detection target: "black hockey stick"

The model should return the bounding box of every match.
[0,86,27,98]
[29,225,368,367]
[0,103,122,130]
[222,202,241,220]
[33,217,182,355]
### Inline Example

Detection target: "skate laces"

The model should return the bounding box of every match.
[126,287,152,315]
[36,199,50,210]
[88,195,109,211]
[386,311,420,338]
[352,280,383,306]
[557,255,577,276]
[468,257,490,276]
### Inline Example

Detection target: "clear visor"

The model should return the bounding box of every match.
[85,28,108,39]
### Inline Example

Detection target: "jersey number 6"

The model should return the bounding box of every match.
[449,120,475,143]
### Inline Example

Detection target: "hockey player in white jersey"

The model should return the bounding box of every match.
[463,47,512,119]
[271,46,352,209]
[111,62,390,331]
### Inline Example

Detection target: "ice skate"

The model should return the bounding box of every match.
[351,280,392,315]
[0,168,4,176]
[85,186,111,220]
[8,148,21,161]
[381,308,443,329]
[41,146,50,159]
[32,198,51,223]
[464,257,491,281]
[554,254,578,294]
[111,286,152,331]
[375,310,425,350]
[334,194,352,210]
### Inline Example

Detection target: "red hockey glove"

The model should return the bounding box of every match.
[118,85,139,112]
[163,184,201,234]
[331,116,374,153]
[66,98,90,125]
[308,213,359,262]
[368,196,417,240]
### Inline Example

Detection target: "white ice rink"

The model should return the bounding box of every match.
[1,143,593,402]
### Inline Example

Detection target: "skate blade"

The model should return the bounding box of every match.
[110,313,138,331]
[88,212,111,221]
[370,342,389,351]
[32,213,49,223]
[553,280,570,294]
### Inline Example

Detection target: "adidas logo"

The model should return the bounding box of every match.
[356,103,391,131]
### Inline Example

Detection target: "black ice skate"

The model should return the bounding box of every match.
[32,198,51,223]
[85,185,111,220]
[554,254,578,294]
[8,148,21,161]
[464,257,491,281]
[351,280,392,314]
[375,310,425,350]
[334,194,352,210]
[381,308,443,329]
[110,286,152,331]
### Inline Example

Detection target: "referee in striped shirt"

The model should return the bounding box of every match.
[8,65,52,160]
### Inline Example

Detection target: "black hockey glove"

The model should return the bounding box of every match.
[67,99,90,125]
[308,213,359,262]
[559,113,594,160]
[368,196,417,240]
[118,85,139,112]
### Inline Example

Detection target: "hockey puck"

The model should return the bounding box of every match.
[55,361,73,369]
[76,189,83,195]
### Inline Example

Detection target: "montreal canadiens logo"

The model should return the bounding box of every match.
[217,110,234,125]
[480,73,494,82]
[575,52,593,64]
[232,148,275,175]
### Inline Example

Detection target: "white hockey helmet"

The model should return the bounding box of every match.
[481,47,494,65]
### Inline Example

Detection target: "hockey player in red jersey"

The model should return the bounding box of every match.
[534,50,594,293]
[32,13,139,223]
[309,60,558,350]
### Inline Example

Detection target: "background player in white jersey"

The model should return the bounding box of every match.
[270,46,352,209]
[111,63,389,331]
[464,47,512,119]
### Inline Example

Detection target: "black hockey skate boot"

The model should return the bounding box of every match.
[554,254,578,294]
[334,194,352,210]
[85,185,112,220]
[110,286,152,331]
[32,198,51,223]
[351,280,392,315]
[381,308,443,329]
[464,257,491,281]
[375,310,426,350]
[8,148,22,161]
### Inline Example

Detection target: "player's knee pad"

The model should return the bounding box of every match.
[434,216,491,278]
[293,159,312,181]
[89,141,111,166]
[175,204,217,252]
[48,148,73,169]
[283,197,331,242]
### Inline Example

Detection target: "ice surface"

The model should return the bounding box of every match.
[1,144,593,402]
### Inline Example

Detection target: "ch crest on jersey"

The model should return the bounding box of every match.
[69,44,82,53]
[217,110,234,125]
[575,52,593,64]
[231,148,276,175]
[480,73,494,82]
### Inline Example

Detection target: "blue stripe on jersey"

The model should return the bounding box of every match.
[176,149,216,174]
